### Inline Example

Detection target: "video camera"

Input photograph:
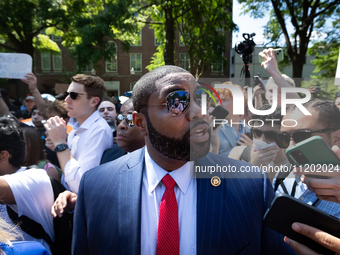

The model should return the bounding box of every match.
[235,33,256,56]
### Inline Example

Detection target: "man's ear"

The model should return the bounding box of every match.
[91,97,100,108]
[0,151,10,165]
[331,129,340,148]
[133,111,147,137]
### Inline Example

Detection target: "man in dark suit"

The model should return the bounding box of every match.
[72,66,295,255]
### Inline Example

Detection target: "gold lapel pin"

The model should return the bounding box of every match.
[211,176,221,187]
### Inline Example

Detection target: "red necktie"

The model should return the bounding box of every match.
[156,174,179,255]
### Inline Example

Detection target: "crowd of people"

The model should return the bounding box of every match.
[0,48,339,255]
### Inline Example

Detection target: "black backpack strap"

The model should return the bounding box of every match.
[239,145,252,162]
[274,164,293,192]
[6,205,53,247]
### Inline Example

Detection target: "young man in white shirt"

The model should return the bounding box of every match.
[0,116,55,254]
[44,74,113,194]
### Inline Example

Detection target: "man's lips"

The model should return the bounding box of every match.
[188,123,209,142]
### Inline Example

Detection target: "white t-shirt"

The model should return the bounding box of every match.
[1,167,55,254]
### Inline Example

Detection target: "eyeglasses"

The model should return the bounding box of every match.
[274,129,334,149]
[138,88,210,116]
[117,114,134,127]
[252,129,278,142]
[65,91,86,100]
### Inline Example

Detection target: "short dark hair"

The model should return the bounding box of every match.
[0,116,25,168]
[41,100,68,120]
[71,74,106,108]
[132,65,189,112]
[288,99,340,130]
[22,128,45,166]
[252,104,283,123]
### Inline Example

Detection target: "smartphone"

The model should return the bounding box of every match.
[286,136,340,166]
[315,86,321,94]
[264,193,340,255]
[259,48,284,63]
[210,105,229,130]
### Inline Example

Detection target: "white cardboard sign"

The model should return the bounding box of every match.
[336,47,340,86]
[0,53,32,79]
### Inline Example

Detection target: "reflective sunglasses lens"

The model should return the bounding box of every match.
[126,114,134,127]
[116,114,124,125]
[292,131,311,144]
[194,89,209,108]
[166,91,189,115]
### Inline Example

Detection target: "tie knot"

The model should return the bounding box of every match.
[162,174,176,190]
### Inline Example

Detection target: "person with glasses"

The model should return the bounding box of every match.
[274,99,340,219]
[43,74,113,194]
[72,65,294,255]
[100,98,145,164]
[229,105,289,182]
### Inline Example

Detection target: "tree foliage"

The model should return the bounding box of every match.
[0,0,70,58]
[142,0,235,78]
[0,0,139,70]
[238,0,340,85]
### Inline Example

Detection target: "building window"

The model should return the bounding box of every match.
[232,56,234,64]
[211,60,223,73]
[41,52,51,70]
[130,53,142,72]
[179,32,185,46]
[155,36,162,46]
[131,29,142,46]
[179,53,189,71]
[106,42,118,72]
[52,34,61,41]
[81,63,93,73]
[130,81,137,90]
[231,73,234,77]
[53,54,62,71]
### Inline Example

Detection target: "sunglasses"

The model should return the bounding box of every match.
[117,114,134,127]
[65,91,86,100]
[274,129,334,149]
[252,129,278,142]
[138,89,210,116]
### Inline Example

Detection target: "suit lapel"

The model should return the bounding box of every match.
[196,155,225,255]
[118,148,145,255]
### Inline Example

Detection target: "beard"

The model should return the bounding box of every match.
[145,112,210,161]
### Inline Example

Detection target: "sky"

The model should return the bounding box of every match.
[232,0,269,47]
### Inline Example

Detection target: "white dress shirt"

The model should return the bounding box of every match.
[64,110,113,194]
[141,148,197,255]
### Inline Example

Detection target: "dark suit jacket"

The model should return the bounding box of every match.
[73,148,296,255]
[100,144,126,165]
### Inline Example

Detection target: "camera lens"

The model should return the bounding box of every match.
[291,150,309,165]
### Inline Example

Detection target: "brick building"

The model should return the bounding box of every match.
[30,24,231,98]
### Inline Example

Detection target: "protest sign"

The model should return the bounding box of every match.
[0,53,32,79]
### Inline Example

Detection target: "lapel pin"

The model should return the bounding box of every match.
[211,176,221,187]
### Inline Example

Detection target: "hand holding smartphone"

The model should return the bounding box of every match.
[210,105,229,130]
[264,194,340,255]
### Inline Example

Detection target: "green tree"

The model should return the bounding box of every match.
[176,0,235,78]
[142,0,235,78]
[308,13,340,78]
[238,0,340,85]
[0,0,70,60]
[60,0,138,70]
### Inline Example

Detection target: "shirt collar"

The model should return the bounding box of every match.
[73,110,101,131]
[145,147,193,195]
